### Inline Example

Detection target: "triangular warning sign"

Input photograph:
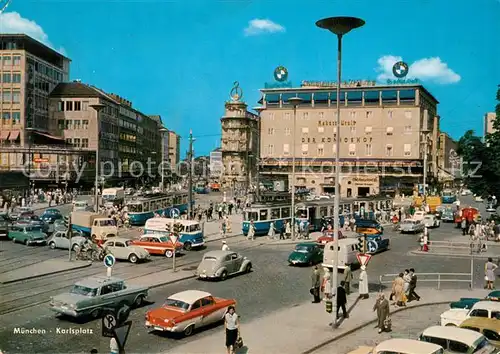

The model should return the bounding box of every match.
[113,321,132,350]
[169,235,178,244]
[356,253,372,266]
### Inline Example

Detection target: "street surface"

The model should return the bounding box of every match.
[0,193,495,353]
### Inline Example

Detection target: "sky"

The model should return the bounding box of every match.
[1,0,499,157]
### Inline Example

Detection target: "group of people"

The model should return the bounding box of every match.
[389,269,421,308]
[1,188,75,212]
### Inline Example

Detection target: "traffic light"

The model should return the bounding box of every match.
[356,237,363,252]
[173,222,183,235]
[165,223,171,233]
[325,300,332,313]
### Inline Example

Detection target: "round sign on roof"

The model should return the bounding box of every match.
[392,61,409,78]
[274,66,288,82]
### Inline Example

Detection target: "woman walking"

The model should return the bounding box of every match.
[225,305,240,354]
[485,257,498,290]
[391,273,406,307]
[373,293,390,333]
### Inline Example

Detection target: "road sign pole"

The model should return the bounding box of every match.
[173,248,176,272]
[107,266,112,277]
[68,213,72,262]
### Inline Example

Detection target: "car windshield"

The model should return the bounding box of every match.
[188,224,201,232]
[164,298,189,310]
[295,245,312,253]
[125,240,133,246]
[473,338,495,353]
[70,285,97,297]
[27,226,42,232]
[159,236,169,243]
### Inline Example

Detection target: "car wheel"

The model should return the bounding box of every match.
[129,254,138,264]
[183,242,192,251]
[90,308,101,319]
[245,263,252,273]
[183,324,195,337]
[220,270,228,281]
[24,239,28,245]
[165,250,173,258]
[12,237,16,243]
[71,244,79,252]
[134,295,144,307]
[49,242,56,249]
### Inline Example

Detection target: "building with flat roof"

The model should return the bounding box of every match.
[258,82,440,197]
[210,148,223,179]
[484,112,496,138]
[168,131,181,168]
[437,132,460,185]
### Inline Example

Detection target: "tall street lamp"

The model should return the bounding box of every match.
[160,127,168,192]
[25,127,34,201]
[316,16,365,328]
[252,106,265,202]
[288,96,303,241]
[90,103,105,212]
[421,128,430,200]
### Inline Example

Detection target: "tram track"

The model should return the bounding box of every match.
[0,241,266,316]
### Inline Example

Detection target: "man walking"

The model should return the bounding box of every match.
[344,263,353,295]
[408,268,421,302]
[461,218,467,236]
[337,281,349,318]
[311,266,321,303]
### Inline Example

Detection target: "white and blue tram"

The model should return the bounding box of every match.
[242,196,393,236]
[125,191,191,225]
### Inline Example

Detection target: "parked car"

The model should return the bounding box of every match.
[48,231,86,251]
[349,339,444,354]
[8,225,47,245]
[441,301,500,326]
[419,326,497,354]
[399,219,425,234]
[49,275,149,319]
[462,189,472,196]
[9,207,33,221]
[145,290,236,336]
[196,250,252,281]
[40,209,63,224]
[17,214,49,233]
[423,214,441,228]
[0,213,10,237]
[288,242,323,266]
[129,234,183,258]
[450,291,500,309]
[102,238,150,263]
[475,195,484,202]
[460,318,500,347]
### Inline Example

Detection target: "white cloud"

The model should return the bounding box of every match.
[244,19,285,36]
[0,12,66,55]
[376,55,461,84]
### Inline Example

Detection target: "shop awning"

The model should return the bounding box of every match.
[9,131,20,141]
[32,131,65,140]
[0,131,10,141]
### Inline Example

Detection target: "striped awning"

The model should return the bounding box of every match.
[0,131,10,141]
[9,131,20,141]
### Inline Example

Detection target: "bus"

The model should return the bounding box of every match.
[125,191,190,225]
[144,218,204,250]
[195,181,209,194]
[441,189,457,204]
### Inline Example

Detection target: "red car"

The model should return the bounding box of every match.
[316,230,345,247]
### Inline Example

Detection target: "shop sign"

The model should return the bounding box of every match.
[353,177,378,186]
[387,78,420,85]
[301,80,376,88]
[302,136,373,144]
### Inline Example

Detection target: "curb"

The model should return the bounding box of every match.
[410,250,493,259]
[0,261,92,284]
[301,300,450,354]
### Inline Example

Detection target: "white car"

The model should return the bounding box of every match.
[48,231,87,251]
[102,238,150,263]
[461,189,472,196]
[400,219,425,234]
[412,211,426,222]
[474,195,483,202]
[440,301,500,326]
[423,214,440,228]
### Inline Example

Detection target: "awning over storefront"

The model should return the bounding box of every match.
[0,131,10,141]
[32,131,65,141]
[9,131,20,141]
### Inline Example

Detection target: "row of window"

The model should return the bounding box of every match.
[1,111,22,122]
[65,138,89,148]
[34,60,64,82]
[267,125,415,136]
[0,56,22,67]
[58,119,90,130]
[57,101,88,112]
[1,90,21,103]
[0,72,22,84]
[119,119,137,131]
[265,143,413,157]
[120,133,136,142]
[267,110,412,120]
[119,145,137,154]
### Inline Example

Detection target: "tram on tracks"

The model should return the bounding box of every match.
[125,191,191,225]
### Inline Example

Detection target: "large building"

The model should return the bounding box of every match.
[168,131,181,168]
[484,112,496,138]
[258,82,440,197]
[220,94,259,191]
[209,148,223,179]
[437,132,460,185]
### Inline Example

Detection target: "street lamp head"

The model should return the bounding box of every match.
[252,106,266,113]
[89,103,106,112]
[288,97,303,107]
[316,16,365,36]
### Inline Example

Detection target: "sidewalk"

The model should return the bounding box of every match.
[165,288,488,354]
[0,259,91,284]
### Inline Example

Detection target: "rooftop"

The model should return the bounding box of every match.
[76,275,124,288]
[422,325,483,344]
[375,339,442,354]
[168,290,212,304]
[0,34,70,62]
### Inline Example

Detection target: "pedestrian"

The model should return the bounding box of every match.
[359,265,369,299]
[485,257,498,290]
[279,222,285,240]
[221,219,227,238]
[337,281,349,318]
[344,263,353,295]
[391,273,406,307]
[224,305,240,354]
[311,265,321,303]
[321,267,332,299]
[268,221,275,239]
[285,220,291,239]
[407,268,420,301]
[247,220,255,240]
[403,269,411,294]
[373,293,390,333]
[222,240,230,251]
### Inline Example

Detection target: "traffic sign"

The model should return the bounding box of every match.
[170,208,180,219]
[104,254,116,268]
[102,313,117,338]
[169,235,179,245]
[356,253,372,267]
[113,321,132,350]
[367,240,378,254]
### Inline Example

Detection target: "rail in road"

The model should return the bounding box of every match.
[0,239,267,316]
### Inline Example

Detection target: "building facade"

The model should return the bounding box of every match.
[258,83,440,197]
[484,112,496,138]
[168,131,181,168]
[209,148,223,179]
[437,132,460,185]
[220,97,259,191]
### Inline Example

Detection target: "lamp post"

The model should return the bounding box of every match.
[90,103,105,212]
[252,106,265,202]
[25,127,34,202]
[288,97,303,241]
[316,16,365,328]
[159,127,168,192]
[421,128,430,200]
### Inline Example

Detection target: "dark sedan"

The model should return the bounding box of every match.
[40,209,63,224]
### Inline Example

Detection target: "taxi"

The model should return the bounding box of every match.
[460,318,500,347]
[130,234,183,258]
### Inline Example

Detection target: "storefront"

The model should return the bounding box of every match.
[340,176,379,198]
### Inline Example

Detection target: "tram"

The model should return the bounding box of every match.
[125,191,190,225]
[195,181,209,194]
[242,196,393,237]
[441,189,457,204]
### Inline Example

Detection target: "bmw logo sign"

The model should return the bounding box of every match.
[392,61,409,78]
[274,66,288,82]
